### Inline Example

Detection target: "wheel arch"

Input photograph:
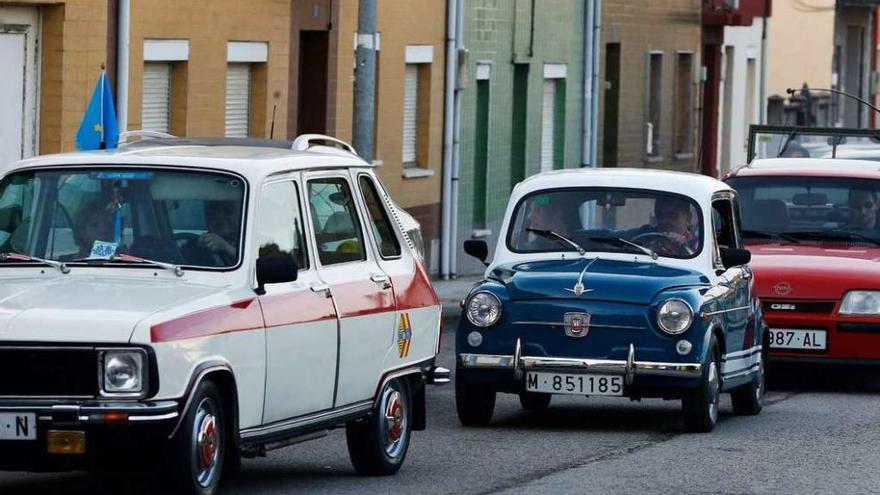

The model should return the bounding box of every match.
[168,361,240,442]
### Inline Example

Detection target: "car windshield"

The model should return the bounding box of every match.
[0,168,246,268]
[727,176,880,246]
[507,189,703,259]
[749,127,880,162]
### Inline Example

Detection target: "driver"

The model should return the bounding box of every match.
[194,201,241,266]
[846,188,880,231]
[629,197,698,256]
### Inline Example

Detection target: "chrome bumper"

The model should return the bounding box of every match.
[0,400,179,424]
[458,342,702,383]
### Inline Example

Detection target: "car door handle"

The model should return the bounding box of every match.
[370,274,392,289]
[310,283,332,297]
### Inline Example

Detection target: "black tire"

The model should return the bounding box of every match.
[455,374,496,427]
[168,380,227,495]
[731,336,767,416]
[346,378,412,476]
[519,391,552,411]
[682,336,721,433]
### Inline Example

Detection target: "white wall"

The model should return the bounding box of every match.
[717,20,765,175]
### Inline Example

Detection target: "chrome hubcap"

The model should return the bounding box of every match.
[193,399,220,487]
[707,361,719,423]
[381,387,406,458]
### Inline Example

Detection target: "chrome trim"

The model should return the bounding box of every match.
[700,306,751,317]
[3,400,178,423]
[722,363,761,381]
[129,411,179,422]
[427,366,450,385]
[513,338,523,380]
[625,344,635,386]
[512,321,645,330]
[240,401,372,440]
[458,349,702,379]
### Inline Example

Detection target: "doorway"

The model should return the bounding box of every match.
[297,30,329,135]
[0,6,39,166]
[602,43,620,167]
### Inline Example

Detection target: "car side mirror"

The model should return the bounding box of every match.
[720,247,751,269]
[256,255,298,293]
[464,239,489,265]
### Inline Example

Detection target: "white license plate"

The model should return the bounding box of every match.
[525,372,624,396]
[0,413,36,440]
[769,329,827,350]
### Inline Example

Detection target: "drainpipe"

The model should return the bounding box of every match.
[441,0,457,279]
[759,2,769,124]
[116,0,130,132]
[449,0,464,278]
[582,0,594,167]
[590,0,601,166]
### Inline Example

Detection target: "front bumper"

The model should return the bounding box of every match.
[0,400,179,472]
[459,341,702,383]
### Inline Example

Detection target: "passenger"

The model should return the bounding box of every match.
[846,189,880,232]
[66,201,115,260]
[524,194,580,250]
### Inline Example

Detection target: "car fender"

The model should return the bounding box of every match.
[167,359,238,440]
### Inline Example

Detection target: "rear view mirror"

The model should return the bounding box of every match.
[464,240,489,265]
[256,255,298,293]
[720,247,751,269]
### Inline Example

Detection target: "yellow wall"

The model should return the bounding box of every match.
[766,0,835,98]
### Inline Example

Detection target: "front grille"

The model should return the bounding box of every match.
[0,347,98,397]
[762,300,835,314]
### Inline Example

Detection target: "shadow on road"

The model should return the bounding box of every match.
[769,363,880,394]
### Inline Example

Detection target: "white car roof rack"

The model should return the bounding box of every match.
[118,130,177,145]
[291,134,358,156]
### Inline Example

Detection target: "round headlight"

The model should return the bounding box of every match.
[466,291,502,327]
[657,298,693,335]
[104,352,143,392]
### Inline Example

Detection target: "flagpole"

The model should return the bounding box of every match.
[99,66,106,149]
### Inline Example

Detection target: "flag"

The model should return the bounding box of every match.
[75,71,119,150]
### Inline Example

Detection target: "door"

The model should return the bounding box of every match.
[305,173,396,407]
[602,43,620,167]
[225,63,251,137]
[0,7,39,166]
[297,30,329,134]
[711,194,757,380]
[257,179,338,423]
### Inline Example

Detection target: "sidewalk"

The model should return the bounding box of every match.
[430,276,482,320]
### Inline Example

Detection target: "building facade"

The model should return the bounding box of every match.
[598,0,703,173]
[452,0,588,275]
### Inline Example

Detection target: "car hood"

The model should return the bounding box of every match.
[489,258,709,304]
[748,243,880,299]
[0,275,224,343]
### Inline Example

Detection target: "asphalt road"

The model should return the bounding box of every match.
[1,321,879,495]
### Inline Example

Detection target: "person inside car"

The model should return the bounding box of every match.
[65,201,116,260]
[186,200,241,266]
[845,188,880,232]
[523,194,581,250]
[626,197,698,256]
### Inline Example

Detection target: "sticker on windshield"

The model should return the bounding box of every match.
[88,240,118,260]
[92,171,154,181]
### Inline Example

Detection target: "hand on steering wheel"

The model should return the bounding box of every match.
[630,231,693,256]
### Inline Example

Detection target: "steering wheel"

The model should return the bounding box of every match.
[174,232,201,248]
[629,231,692,256]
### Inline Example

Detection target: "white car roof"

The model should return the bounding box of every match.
[2,142,372,184]
[514,167,732,199]
[747,157,880,171]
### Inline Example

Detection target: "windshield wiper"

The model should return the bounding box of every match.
[741,229,801,244]
[525,228,586,255]
[71,253,185,276]
[785,230,880,246]
[588,236,658,260]
[0,252,70,274]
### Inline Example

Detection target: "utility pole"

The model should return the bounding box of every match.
[353,0,377,162]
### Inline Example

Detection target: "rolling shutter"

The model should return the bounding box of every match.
[225,63,251,138]
[142,63,171,133]
[402,64,419,164]
[540,79,556,172]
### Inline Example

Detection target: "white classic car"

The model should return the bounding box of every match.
[0,134,446,494]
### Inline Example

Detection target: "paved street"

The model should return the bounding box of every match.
[1,319,879,494]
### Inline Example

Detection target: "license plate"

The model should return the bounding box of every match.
[0,413,36,440]
[525,372,624,396]
[769,329,827,350]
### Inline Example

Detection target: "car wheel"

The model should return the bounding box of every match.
[346,378,412,476]
[455,373,496,426]
[682,336,721,433]
[731,336,767,416]
[169,380,227,495]
[519,391,552,411]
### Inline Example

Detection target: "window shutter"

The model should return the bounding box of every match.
[541,79,556,172]
[225,63,251,138]
[142,63,171,133]
[402,64,419,164]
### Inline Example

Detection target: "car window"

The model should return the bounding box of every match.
[0,169,246,268]
[358,176,401,258]
[255,181,308,270]
[307,178,366,265]
[711,198,739,267]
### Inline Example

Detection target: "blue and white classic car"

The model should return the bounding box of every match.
[455,169,766,432]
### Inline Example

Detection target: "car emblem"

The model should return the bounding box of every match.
[565,282,593,296]
[564,312,591,338]
[773,282,792,296]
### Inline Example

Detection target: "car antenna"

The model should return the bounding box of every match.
[269,104,277,139]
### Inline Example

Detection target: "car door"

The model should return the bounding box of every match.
[305,172,396,407]
[256,177,338,424]
[353,172,440,365]
[711,193,758,380]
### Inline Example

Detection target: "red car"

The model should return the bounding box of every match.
[725,125,880,365]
